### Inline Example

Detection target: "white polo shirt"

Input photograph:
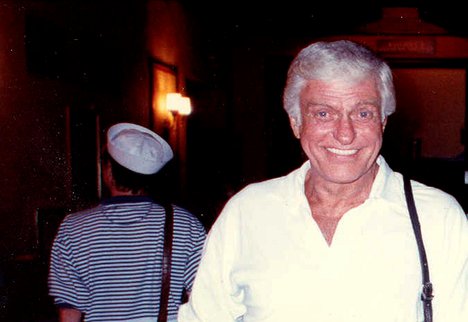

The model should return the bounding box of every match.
[178,156,468,322]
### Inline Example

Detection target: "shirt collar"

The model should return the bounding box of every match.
[101,195,154,205]
[369,155,403,204]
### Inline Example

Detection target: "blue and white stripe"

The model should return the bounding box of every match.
[48,196,206,321]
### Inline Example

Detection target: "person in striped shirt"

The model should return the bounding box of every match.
[49,122,206,322]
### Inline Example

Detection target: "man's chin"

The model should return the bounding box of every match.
[321,170,368,185]
[323,165,378,185]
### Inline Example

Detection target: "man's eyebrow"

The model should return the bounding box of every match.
[352,101,379,109]
[305,102,333,108]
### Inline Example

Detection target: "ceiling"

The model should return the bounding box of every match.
[186,0,467,39]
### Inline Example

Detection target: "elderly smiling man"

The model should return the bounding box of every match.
[178,40,468,322]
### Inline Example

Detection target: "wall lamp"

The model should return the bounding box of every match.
[166,93,192,115]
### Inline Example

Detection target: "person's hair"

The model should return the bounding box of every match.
[101,148,153,194]
[283,40,395,126]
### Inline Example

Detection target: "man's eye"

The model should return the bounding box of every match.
[310,109,336,122]
[358,110,374,119]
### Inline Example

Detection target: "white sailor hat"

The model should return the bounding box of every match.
[107,122,173,175]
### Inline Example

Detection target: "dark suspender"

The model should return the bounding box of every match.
[158,203,173,322]
[403,176,433,322]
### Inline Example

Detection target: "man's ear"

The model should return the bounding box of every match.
[382,117,387,132]
[102,160,113,188]
[289,116,301,139]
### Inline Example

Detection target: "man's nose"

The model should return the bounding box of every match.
[333,116,356,145]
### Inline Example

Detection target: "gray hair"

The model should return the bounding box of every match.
[283,40,395,126]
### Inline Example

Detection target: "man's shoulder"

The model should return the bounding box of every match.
[410,179,465,216]
[172,204,205,229]
[172,204,197,219]
[63,204,104,224]
[235,168,301,201]
[53,205,106,241]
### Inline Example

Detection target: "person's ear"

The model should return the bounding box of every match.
[382,117,387,131]
[102,160,113,187]
[289,116,301,139]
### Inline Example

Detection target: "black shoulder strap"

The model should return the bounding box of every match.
[403,176,433,322]
[158,203,173,322]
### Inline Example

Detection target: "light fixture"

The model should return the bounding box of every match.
[166,93,192,115]
[166,93,182,112]
[178,96,192,115]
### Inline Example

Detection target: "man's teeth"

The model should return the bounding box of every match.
[327,148,358,155]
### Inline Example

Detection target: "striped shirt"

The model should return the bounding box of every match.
[48,196,206,322]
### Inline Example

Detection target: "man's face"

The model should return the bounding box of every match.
[290,78,386,185]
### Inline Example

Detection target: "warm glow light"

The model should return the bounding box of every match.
[166,93,192,115]
[166,93,182,112]
[178,96,192,115]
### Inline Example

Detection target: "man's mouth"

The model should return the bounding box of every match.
[326,148,358,156]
